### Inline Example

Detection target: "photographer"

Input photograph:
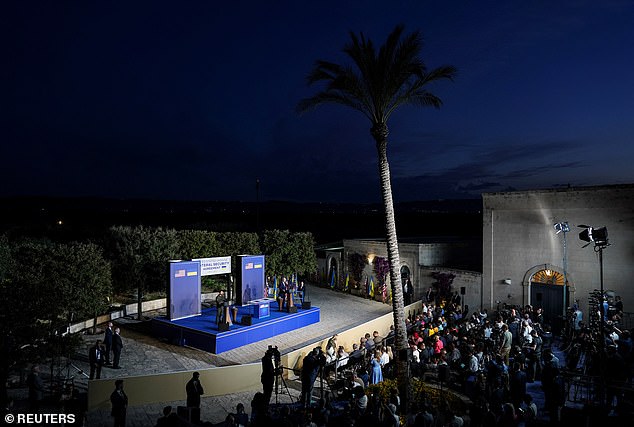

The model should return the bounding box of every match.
[261,346,280,405]
[300,347,325,407]
[525,329,542,382]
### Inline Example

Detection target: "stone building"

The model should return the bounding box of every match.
[315,184,633,332]
[482,184,634,328]
[315,237,481,307]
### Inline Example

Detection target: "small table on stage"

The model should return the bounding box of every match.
[249,298,273,319]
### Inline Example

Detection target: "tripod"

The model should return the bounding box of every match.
[273,366,294,405]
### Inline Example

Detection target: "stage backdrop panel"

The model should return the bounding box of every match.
[193,256,231,276]
[169,261,201,320]
[235,255,265,306]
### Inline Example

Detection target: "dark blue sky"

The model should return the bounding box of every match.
[5,1,634,203]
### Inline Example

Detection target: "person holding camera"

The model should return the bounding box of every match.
[300,347,325,407]
[261,346,278,405]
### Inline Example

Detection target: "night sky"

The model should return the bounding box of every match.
[5,1,634,203]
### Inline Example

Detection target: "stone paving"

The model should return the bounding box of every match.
[7,284,567,426]
[8,284,393,426]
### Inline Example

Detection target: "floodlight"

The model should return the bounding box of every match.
[578,225,609,247]
[592,227,608,246]
[579,227,592,243]
[554,222,570,234]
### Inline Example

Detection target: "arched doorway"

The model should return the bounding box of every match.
[530,268,569,333]
[400,265,410,282]
[328,258,338,287]
[401,265,412,303]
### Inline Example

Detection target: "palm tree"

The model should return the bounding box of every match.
[297,24,456,408]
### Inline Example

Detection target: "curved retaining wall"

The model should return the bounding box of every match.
[86,298,421,410]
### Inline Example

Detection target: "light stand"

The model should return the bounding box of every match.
[578,225,609,387]
[597,245,606,353]
[554,222,570,318]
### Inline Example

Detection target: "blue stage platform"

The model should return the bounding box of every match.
[151,300,320,354]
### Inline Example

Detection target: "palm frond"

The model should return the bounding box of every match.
[297,24,455,126]
[296,91,372,121]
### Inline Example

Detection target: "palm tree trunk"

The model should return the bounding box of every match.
[372,123,411,410]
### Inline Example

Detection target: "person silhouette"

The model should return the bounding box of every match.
[110,380,128,427]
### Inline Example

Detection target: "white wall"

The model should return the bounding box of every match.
[482,185,634,314]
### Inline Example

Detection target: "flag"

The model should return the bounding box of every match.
[369,276,375,298]
[330,269,335,289]
[292,273,298,296]
[273,276,278,299]
[344,274,349,292]
[365,276,369,296]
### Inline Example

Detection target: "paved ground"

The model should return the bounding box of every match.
[8,284,394,426]
[7,284,572,426]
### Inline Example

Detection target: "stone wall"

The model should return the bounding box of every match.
[341,239,481,303]
[482,184,634,315]
[418,268,482,310]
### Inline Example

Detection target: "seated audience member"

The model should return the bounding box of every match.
[156,406,179,427]
[232,403,249,427]
[336,345,349,370]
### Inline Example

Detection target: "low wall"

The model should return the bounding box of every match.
[283,300,422,376]
[87,299,421,410]
[88,362,261,410]
[69,293,216,334]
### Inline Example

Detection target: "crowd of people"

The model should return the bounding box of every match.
[235,293,633,426]
[12,290,631,426]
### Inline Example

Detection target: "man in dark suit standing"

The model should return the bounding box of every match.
[89,339,105,379]
[112,327,123,369]
[103,321,114,366]
[186,371,204,408]
[403,278,413,306]
[26,364,45,411]
[186,371,204,423]
[110,379,128,427]
[215,290,227,326]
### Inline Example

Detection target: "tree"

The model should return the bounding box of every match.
[373,256,390,286]
[347,252,366,287]
[431,271,456,304]
[176,229,221,259]
[298,24,456,408]
[262,230,316,277]
[108,226,178,320]
[176,229,224,291]
[215,232,260,263]
[0,239,111,406]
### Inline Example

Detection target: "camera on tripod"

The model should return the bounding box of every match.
[266,345,282,375]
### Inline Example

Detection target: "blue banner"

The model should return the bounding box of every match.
[169,261,201,320]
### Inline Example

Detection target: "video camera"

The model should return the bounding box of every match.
[266,345,282,372]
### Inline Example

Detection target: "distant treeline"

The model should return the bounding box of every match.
[0,197,482,244]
